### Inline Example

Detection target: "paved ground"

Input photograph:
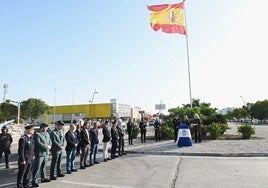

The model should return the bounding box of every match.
[124,122,268,157]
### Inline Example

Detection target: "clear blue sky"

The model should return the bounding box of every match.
[1,0,267,113]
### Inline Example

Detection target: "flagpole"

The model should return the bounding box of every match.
[183,0,193,108]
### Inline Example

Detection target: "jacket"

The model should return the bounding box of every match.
[33,131,51,157]
[0,133,13,149]
[80,128,91,147]
[90,128,99,145]
[102,125,111,143]
[18,134,35,164]
[117,124,125,138]
[50,129,65,154]
[111,127,119,142]
[65,130,78,151]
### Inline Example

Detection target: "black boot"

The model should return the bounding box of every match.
[5,158,9,169]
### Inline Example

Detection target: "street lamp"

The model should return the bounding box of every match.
[89,88,98,120]
[53,89,56,124]
[240,96,246,106]
[9,100,21,125]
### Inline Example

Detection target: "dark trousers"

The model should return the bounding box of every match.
[89,144,98,164]
[111,140,117,157]
[118,137,125,155]
[32,155,48,183]
[0,148,10,167]
[174,128,178,142]
[141,129,146,143]
[155,129,160,142]
[17,162,33,188]
[80,145,90,167]
[76,142,81,155]
[50,152,63,177]
[194,127,202,143]
[128,131,133,145]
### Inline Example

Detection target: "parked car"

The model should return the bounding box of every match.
[148,118,159,126]
[148,120,155,126]
[252,119,261,124]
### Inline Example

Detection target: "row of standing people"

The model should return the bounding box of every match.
[173,113,202,143]
[16,118,128,188]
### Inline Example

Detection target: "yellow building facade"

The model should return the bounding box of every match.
[48,103,112,123]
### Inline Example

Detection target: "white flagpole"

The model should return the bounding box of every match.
[183,0,193,108]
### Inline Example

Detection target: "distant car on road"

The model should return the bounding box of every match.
[252,119,261,124]
[148,118,159,126]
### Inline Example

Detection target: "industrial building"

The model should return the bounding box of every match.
[48,99,141,123]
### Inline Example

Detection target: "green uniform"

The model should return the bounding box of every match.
[50,129,65,177]
[32,131,51,184]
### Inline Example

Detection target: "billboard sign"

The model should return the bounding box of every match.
[155,104,166,110]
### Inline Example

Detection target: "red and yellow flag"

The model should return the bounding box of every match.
[147,2,186,35]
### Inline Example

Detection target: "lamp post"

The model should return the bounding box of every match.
[89,88,98,120]
[53,88,56,124]
[9,100,21,125]
[240,96,246,106]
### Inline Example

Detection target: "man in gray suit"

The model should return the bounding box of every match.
[32,123,52,187]
[50,120,65,180]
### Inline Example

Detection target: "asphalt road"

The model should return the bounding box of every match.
[1,152,268,188]
[1,125,268,188]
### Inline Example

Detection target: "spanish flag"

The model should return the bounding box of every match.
[147,2,186,35]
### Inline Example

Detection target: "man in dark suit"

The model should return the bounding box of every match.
[127,119,134,145]
[17,124,35,188]
[50,120,65,180]
[89,121,99,165]
[110,120,119,159]
[32,123,51,187]
[65,123,79,174]
[102,120,111,162]
[79,122,91,169]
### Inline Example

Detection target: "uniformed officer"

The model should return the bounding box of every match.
[32,123,52,187]
[0,125,13,169]
[50,120,65,180]
[17,124,35,188]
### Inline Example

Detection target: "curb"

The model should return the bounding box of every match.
[125,150,268,157]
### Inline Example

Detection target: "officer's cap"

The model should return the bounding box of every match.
[56,120,65,126]
[40,123,49,128]
[25,124,34,129]
[1,125,8,130]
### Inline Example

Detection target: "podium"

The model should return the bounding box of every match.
[177,123,192,147]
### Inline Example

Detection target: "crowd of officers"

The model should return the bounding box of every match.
[0,118,131,188]
[0,117,166,188]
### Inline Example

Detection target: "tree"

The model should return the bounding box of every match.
[20,98,49,122]
[167,99,218,125]
[0,101,17,122]
[250,100,268,120]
